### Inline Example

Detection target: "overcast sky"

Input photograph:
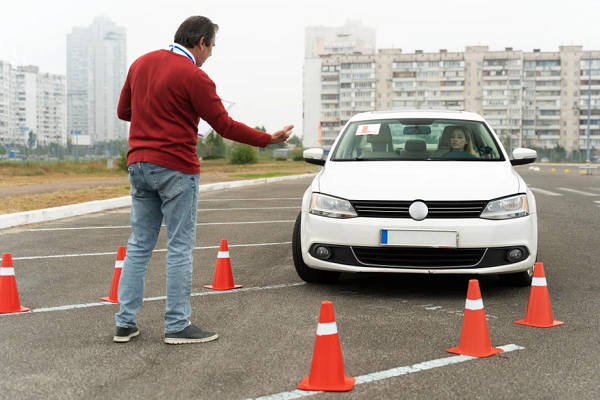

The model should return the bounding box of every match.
[2,0,600,138]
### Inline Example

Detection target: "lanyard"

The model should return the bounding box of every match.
[168,44,195,64]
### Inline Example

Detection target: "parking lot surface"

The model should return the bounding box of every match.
[1,169,599,399]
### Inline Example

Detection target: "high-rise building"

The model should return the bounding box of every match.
[67,16,127,144]
[0,61,16,147]
[303,20,376,145]
[0,62,67,148]
[304,44,600,157]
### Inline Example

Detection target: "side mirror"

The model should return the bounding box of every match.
[511,148,537,166]
[303,148,326,166]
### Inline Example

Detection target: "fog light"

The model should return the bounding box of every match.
[314,246,331,260]
[507,248,524,262]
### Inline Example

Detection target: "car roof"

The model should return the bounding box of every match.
[348,110,486,123]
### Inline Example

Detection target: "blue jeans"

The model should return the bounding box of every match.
[115,162,199,333]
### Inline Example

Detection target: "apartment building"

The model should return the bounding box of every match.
[0,62,67,148]
[67,16,127,144]
[305,45,600,157]
[303,20,376,146]
[0,61,16,146]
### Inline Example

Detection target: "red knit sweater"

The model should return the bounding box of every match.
[117,50,271,174]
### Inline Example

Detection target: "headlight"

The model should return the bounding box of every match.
[480,194,529,220]
[310,193,358,218]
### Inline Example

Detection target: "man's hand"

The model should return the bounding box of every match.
[269,124,294,144]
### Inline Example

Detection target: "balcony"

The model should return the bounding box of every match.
[482,104,508,110]
[483,75,510,81]
[534,124,561,130]
[440,85,465,91]
[483,84,509,91]
[536,115,560,120]
[482,65,505,70]
[321,87,340,94]
[535,65,561,71]
[536,134,560,140]
[534,76,561,81]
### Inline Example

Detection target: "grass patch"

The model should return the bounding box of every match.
[228,172,298,179]
[0,186,130,215]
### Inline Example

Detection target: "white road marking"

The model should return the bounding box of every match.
[246,344,524,400]
[594,201,600,207]
[0,282,306,316]
[528,187,563,196]
[557,188,600,196]
[588,188,600,192]
[108,206,300,214]
[2,242,292,262]
[24,220,295,232]
[198,198,302,202]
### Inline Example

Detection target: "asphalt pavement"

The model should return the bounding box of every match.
[0,168,599,399]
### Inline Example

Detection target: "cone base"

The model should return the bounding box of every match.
[447,345,503,358]
[100,297,119,303]
[298,376,355,392]
[0,305,30,314]
[515,319,564,328]
[204,284,243,291]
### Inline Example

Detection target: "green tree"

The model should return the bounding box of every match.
[205,132,226,156]
[230,144,258,164]
[287,135,302,146]
[117,148,128,171]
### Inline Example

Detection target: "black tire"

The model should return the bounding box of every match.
[499,266,534,287]
[292,212,341,284]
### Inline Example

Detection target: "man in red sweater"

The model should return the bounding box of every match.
[114,16,292,344]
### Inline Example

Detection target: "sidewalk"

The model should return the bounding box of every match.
[0,172,292,199]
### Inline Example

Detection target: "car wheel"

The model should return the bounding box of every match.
[499,266,534,287]
[292,212,341,284]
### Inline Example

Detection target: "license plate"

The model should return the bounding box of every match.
[380,229,458,248]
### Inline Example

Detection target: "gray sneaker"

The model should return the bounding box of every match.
[164,324,218,345]
[113,326,140,343]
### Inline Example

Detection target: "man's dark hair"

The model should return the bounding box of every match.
[174,16,219,48]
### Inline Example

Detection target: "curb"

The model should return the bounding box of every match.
[0,173,316,230]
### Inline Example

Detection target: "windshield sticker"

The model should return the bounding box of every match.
[356,123,381,135]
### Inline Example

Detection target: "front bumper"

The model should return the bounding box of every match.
[301,212,537,275]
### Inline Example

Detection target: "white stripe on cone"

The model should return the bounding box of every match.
[316,322,338,336]
[114,260,124,268]
[532,277,547,286]
[218,251,230,258]
[0,267,15,276]
[465,298,484,310]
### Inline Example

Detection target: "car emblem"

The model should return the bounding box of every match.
[409,201,428,221]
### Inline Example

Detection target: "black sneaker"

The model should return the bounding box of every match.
[164,324,218,345]
[113,326,140,343]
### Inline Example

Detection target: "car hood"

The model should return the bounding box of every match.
[318,161,520,201]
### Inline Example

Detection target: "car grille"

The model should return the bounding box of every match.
[351,246,486,268]
[350,200,489,219]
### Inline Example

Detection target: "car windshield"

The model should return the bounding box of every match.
[331,118,505,161]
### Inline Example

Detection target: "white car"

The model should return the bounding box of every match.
[292,110,538,286]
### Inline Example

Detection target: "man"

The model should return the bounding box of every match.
[114,16,292,344]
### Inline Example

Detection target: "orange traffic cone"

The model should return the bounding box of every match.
[298,301,355,392]
[204,239,242,291]
[101,246,126,303]
[515,262,564,328]
[0,253,30,314]
[447,279,503,358]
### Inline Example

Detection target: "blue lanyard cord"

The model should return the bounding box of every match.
[169,45,195,64]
